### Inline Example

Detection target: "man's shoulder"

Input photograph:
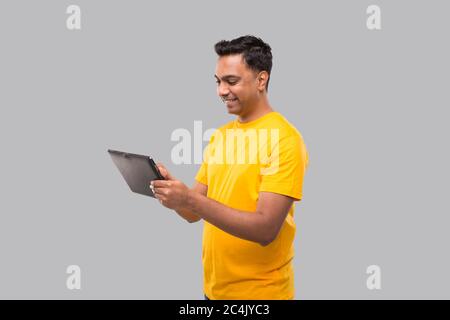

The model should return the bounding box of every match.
[267,112,304,141]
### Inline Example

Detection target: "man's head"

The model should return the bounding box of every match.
[214,35,273,117]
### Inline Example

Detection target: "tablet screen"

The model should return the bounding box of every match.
[108,149,164,198]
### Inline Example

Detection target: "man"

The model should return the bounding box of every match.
[151,35,309,300]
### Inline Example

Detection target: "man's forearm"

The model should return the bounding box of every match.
[185,190,273,246]
[174,207,201,223]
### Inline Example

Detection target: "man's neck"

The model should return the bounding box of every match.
[237,99,273,123]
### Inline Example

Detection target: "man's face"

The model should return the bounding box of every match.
[215,54,262,117]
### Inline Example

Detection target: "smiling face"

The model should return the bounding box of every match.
[215,54,268,118]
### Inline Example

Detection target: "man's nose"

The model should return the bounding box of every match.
[217,82,230,97]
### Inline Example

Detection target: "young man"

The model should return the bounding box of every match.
[151,35,309,300]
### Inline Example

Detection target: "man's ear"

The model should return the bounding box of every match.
[257,71,269,91]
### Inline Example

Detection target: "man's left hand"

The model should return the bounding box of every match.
[151,178,191,211]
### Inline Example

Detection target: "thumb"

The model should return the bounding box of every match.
[156,162,175,180]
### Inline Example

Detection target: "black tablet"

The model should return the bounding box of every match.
[108,149,165,198]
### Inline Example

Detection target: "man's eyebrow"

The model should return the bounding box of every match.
[214,75,241,81]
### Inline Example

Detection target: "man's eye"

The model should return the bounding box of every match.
[215,80,237,85]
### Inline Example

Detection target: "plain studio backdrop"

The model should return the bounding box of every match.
[0,0,449,299]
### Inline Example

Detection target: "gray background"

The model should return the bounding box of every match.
[0,0,449,299]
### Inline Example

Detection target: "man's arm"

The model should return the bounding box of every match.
[185,190,294,246]
[151,164,294,246]
[153,163,205,224]
[174,182,206,223]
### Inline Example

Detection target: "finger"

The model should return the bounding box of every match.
[156,162,175,180]
[153,185,170,196]
[153,188,166,196]
[156,163,168,178]
[151,183,165,194]
[152,180,172,188]
[156,194,166,202]
[154,192,165,201]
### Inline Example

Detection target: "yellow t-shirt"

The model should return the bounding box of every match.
[195,111,309,300]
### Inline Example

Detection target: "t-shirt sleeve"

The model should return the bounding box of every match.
[195,161,208,185]
[259,134,309,201]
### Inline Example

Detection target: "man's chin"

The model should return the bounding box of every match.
[226,105,241,115]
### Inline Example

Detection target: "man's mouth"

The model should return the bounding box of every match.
[223,98,238,103]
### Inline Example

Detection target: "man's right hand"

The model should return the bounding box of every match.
[152,163,207,223]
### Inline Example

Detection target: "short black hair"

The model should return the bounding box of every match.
[214,35,273,91]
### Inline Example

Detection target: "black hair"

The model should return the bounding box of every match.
[214,35,273,91]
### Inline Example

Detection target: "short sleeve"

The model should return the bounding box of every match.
[195,161,208,185]
[259,135,308,201]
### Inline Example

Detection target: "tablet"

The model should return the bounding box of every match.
[108,149,165,198]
